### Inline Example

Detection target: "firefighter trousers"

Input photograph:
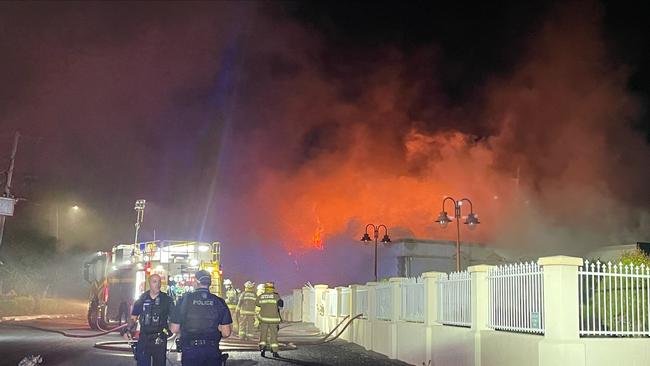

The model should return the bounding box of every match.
[258,322,279,352]
[238,315,255,339]
[227,305,238,332]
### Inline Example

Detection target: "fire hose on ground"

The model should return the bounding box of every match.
[2,313,365,355]
[1,322,128,338]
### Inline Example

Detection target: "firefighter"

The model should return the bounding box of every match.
[123,274,174,366]
[254,283,265,329]
[170,270,232,366]
[223,279,239,333]
[224,279,239,312]
[255,281,284,358]
[236,281,257,340]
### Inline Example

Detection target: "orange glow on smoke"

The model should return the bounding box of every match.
[230,4,649,258]
[255,131,509,252]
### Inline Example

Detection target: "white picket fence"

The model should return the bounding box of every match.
[376,283,393,320]
[356,286,368,318]
[488,262,544,334]
[340,287,350,316]
[579,260,650,336]
[401,277,425,322]
[437,270,471,327]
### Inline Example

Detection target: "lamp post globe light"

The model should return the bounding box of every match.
[435,197,480,272]
[360,224,391,282]
[54,204,82,241]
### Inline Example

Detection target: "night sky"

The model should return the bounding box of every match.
[1,1,649,290]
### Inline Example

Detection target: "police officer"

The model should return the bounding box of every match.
[255,281,283,357]
[170,270,232,366]
[124,274,174,366]
[236,281,257,340]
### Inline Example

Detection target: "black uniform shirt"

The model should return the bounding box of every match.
[170,288,232,342]
[132,290,174,334]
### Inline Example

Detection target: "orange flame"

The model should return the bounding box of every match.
[311,215,324,250]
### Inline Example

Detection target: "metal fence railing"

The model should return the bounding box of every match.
[326,289,337,316]
[579,260,650,337]
[401,277,425,322]
[438,270,471,327]
[488,262,544,334]
[340,287,350,316]
[376,283,393,320]
[356,287,368,318]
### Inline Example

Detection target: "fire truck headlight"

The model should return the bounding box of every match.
[198,245,210,252]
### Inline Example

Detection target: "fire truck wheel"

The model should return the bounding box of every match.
[87,303,99,330]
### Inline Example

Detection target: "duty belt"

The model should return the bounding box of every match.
[186,339,219,347]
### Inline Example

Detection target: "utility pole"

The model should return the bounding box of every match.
[0,132,21,252]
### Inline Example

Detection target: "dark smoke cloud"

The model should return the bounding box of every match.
[219,1,650,288]
[1,2,648,292]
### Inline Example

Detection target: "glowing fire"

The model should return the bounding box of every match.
[311,222,324,250]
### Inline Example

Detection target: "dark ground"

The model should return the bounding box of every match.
[0,316,412,366]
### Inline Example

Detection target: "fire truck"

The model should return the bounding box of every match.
[83,240,223,330]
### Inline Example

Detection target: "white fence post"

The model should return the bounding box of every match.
[423,271,446,326]
[538,256,585,366]
[390,278,405,322]
[314,284,328,332]
[348,284,358,342]
[423,271,445,364]
[335,286,344,318]
[367,282,378,321]
[301,287,312,323]
[366,281,377,350]
[389,277,406,358]
[469,264,493,366]
[292,288,302,322]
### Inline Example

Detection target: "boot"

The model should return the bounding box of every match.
[260,348,266,357]
[272,352,280,358]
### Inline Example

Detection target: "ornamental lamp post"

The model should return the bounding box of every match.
[360,224,391,282]
[435,197,480,271]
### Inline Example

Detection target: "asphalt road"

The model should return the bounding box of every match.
[0,316,412,366]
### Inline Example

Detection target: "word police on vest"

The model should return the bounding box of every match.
[192,299,214,306]
[193,288,214,305]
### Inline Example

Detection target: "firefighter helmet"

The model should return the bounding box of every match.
[264,282,275,290]
[244,281,255,289]
[223,278,232,286]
